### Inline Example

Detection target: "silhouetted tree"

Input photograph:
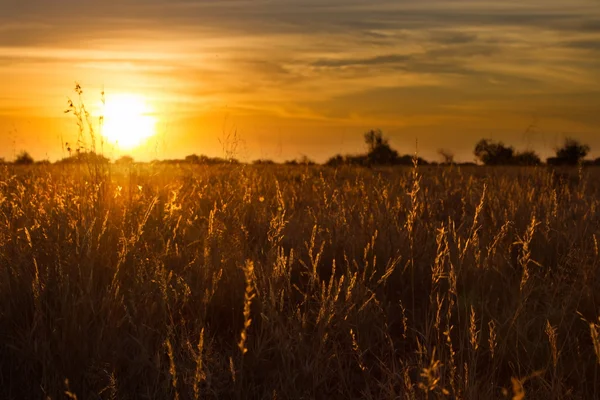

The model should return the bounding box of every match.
[184,154,234,164]
[348,154,370,166]
[253,159,276,165]
[14,151,34,165]
[474,139,515,165]
[364,129,387,152]
[57,151,109,164]
[396,154,429,166]
[299,155,316,166]
[115,155,134,165]
[285,156,315,166]
[594,157,600,166]
[326,130,431,167]
[364,129,399,165]
[185,154,201,164]
[325,154,369,167]
[438,148,455,164]
[546,158,561,166]
[548,138,590,166]
[370,145,399,165]
[513,150,541,166]
[325,155,345,167]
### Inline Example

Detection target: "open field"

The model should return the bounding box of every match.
[0,163,599,399]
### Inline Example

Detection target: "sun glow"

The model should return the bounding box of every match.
[100,94,157,149]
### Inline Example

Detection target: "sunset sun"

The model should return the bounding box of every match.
[100,94,157,149]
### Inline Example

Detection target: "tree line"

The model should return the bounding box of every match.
[3,130,598,167]
[325,130,598,167]
[473,137,594,166]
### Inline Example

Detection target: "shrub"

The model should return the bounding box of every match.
[325,154,345,167]
[438,148,455,164]
[474,139,515,165]
[253,159,276,165]
[185,154,232,165]
[364,129,399,165]
[474,140,541,166]
[513,150,541,166]
[57,151,109,164]
[115,155,134,165]
[14,151,34,165]
[549,138,590,166]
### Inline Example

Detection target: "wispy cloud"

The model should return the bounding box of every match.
[1,0,599,160]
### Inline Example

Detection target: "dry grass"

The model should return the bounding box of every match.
[0,162,599,399]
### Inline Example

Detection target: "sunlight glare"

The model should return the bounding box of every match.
[100,94,157,149]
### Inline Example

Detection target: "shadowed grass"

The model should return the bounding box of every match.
[0,163,599,399]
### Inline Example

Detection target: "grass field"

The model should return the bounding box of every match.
[0,163,599,399]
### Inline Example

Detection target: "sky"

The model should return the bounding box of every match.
[1,0,600,162]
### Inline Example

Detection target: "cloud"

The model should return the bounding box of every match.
[312,54,413,68]
[562,39,600,51]
[2,1,597,38]
[429,31,478,45]
[1,0,600,160]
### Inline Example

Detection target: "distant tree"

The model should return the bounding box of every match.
[185,154,201,164]
[370,145,399,165]
[185,154,235,165]
[153,159,180,165]
[396,154,429,166]
[474,139,515,165]
[285,156,315,166]
[326,130,430,167]
[35,160,51,166]
[324,154,369,167]
[594,157,600,166]
[14,151,34,165]
[327,129,437,167]
[57,151,109,164]
[207,156,227,164]
[115,155,134,165]
[364,129,388,153]
[298,155,316,166]
[253,159,276,165]
[0,157,5,164]
[325,154,345,167]
[364,129,399,165]
[347,154,370,166]
[513,150,541,166]
[438,148,455,164]
[548,138,590,166]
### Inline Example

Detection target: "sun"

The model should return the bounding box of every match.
[100,94,157,149]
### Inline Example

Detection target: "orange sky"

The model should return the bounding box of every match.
[1,0,600,162]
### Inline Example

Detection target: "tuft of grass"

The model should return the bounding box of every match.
[238,260,256,355]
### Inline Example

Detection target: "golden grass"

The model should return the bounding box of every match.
[0,162,599,399]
